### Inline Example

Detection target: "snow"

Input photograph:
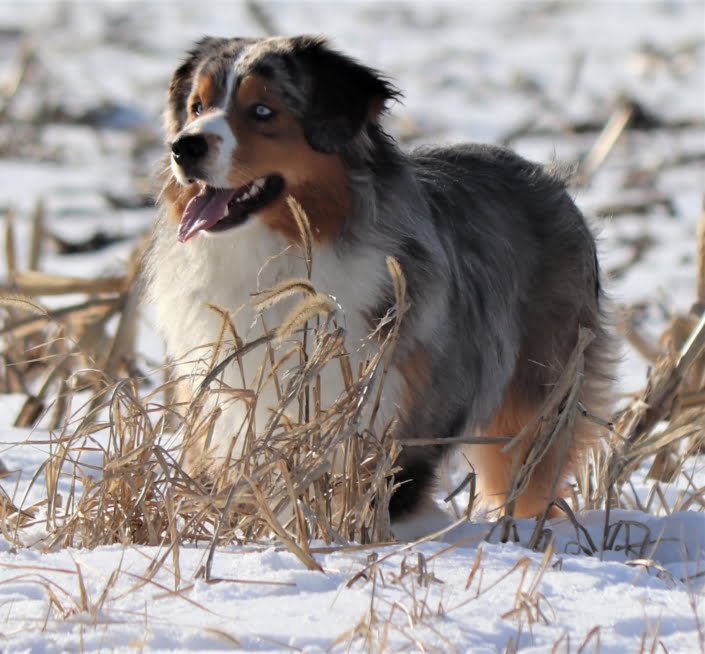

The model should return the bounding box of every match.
[0,508,703,652]
[1,1,705,652]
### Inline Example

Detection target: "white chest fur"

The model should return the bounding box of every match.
[146,217,390,468]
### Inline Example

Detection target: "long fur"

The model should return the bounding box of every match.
[144,35,615,539]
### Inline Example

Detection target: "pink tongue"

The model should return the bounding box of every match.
[177,186,236,242]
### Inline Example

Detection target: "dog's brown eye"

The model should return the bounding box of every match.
[250,104,274,121]
[191,101,203,116]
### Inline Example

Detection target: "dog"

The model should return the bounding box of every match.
[144,35,614,539]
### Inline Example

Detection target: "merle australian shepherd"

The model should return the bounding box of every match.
[145,35,614,539]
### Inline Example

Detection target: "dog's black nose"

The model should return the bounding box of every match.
[171,134,208,166]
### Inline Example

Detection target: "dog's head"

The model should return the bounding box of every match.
[161,36,398,243]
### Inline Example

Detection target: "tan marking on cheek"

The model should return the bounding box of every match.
[256,153,349,244]
[226,75,350,244]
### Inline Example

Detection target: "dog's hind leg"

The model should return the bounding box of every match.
[462,388,565,518]
[465,343,612,519]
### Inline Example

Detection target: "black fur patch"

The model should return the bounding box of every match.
[389,409,467,520]
[290,37,400,153]
[400,237,430,268]
[388,454,439,520]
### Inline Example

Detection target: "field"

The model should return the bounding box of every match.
[0,1,704,652]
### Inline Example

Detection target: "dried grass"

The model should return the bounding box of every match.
[1,195,705,564]
[0,201,406,554]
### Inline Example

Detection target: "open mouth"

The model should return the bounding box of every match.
[177,174,284,243]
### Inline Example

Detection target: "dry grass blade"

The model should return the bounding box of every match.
[28,198,44,272]
[102,244,144,377]
[386,256,407,322]
[287,195,312,275]
[0,292,48,316]
[5,209,17,284]
[197,485,236,581]
[275,293,336,342]
[576,97,635,186]
[197,333,274,393]
[0,296,119,340]
[0,486,36,531]
[0,41,35,118]
[620,311,661,364]
[695,195,705,308]
[245,0,278,36]
[3,270,126,296]
[247,477,323,571]
[251,278,316,312]
[398,435,511,447]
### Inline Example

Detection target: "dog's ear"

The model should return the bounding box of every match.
[293,37,400,153]
[164,37,229,136]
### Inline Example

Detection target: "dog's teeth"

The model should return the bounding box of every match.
[233,179,266,204]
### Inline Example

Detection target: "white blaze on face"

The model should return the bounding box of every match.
[171,64,238,188]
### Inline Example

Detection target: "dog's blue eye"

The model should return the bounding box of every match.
[251,104,274,120]
[191,101,203,116]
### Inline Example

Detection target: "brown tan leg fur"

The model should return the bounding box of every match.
[465,364,610,519]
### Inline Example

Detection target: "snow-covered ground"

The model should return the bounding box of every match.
[0,510,703,653]
[1,1,704,652]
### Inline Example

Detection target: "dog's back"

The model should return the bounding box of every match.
[381,144,613,530]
